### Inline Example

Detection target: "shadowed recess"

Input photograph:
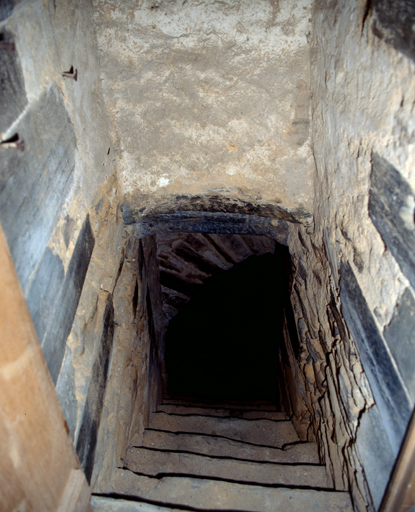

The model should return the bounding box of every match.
[165,249,289,403]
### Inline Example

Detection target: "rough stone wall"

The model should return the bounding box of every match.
[279,1,415,511]
[3,1,414,508]
[282,225,375,512]
[86,228,165,493]
[137,234,166,422]
[62,178,128,484]
[56,177,165,489]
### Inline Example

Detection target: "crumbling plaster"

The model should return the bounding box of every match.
[92,0,314,223]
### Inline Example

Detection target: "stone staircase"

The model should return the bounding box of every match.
[91,399,353,512]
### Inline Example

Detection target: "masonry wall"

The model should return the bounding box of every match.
[0,0,121,481]
[88,230,165,492]
[279,1,415,511]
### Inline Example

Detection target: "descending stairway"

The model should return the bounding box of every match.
[91,399,353,512]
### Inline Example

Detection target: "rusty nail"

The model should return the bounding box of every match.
[62,66,78,81]
[0,42,15,51]
[0,136,25,152]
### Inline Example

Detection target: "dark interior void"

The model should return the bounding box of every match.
[165,246,290,405]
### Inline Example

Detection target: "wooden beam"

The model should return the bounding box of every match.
[0,223,91,512]
[379,406,415,512]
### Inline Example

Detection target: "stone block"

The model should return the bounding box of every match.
[340,261,412,453]
[0,83,76,293]
[372,0,415,62]
[26,247,65,343]
[0,29,27,131]
[76,294,115,482]
[41,215,95,384]
[384,288,415,402]
[355,405,395,510]
[369,153,415,290]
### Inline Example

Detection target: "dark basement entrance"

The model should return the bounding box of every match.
[165,245,290,406]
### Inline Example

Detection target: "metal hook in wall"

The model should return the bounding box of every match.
[62,66,78,81]
[0,42,15,51]
[0,134,25,152]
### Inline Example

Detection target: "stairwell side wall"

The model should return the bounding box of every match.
[138,234,166,429]
[280,1,415,511]
[85,230,165,493]
[0,0,123,487]
[1,0,162,487]
[281,224,375,512]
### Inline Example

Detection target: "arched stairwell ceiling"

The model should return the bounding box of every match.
[155,233,277,320]
[92,0,314,230]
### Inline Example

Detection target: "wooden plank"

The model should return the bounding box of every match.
[0,223,91,512]
[58,469,92,512]
[383,289,415,402]
[379,408,415,512]
[125,210,289,246]
[0,1,14,22]
[372,0,415,62]
[369,153,415,290]
[76,294,115,482]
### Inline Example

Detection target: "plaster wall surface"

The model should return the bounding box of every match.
[2,0,114,214]
[279,1,415,510]
[92,0,314,223]
[310,0,415,329]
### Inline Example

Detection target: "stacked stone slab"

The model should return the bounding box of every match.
[91,399,353,511]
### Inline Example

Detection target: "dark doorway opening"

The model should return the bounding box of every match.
[165,246,289,405]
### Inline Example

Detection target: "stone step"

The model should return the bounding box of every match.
[149,412,298,447]
[162,397,278,411]
[141,429,320,464]
[91,496,184,512]
[124,446,330,488]
[111,469,353,511]
[157,403,287,421]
